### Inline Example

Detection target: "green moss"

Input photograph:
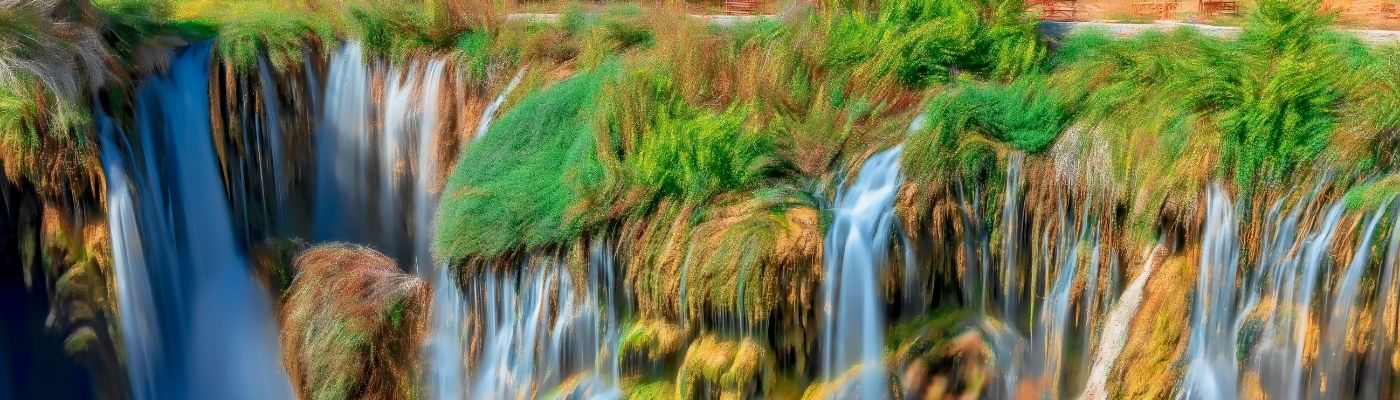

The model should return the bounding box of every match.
[676,336,774,399]
[435,66,612,262]
[1345,175,1400,211]
[618,319,688,364]
[885,309,968,352]
[622,377,674,400]
[208,3,333,71]
[62,327,97,356]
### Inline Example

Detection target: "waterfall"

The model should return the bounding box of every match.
[256,56,286,229]
[83,33,1400,400]
[425,61,619,399]
[313,42,375,249]
[100,42,291,400]
[426,263,468,400]
[474,67,525,139]
[312,41,448,266]
[1000,153,1024,320]
[1181,184,1242,398]
[1363,205,1400,398]
[1037,198,1094,397]
[305,42,467,397]
[981,189,1104,399]
[463,248,621,399]
[821,145,902,398]
[1243,198,1346,399]
[1319,204,1389,394]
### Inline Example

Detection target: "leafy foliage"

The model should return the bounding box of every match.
[1219,0,1353,192]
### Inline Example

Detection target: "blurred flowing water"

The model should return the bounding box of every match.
[427,55,620,398]
[100,42,291,400]
[972,175,1400,399]
[92,40,1400,400]
[821,145,901,398]
[456,246,622,400]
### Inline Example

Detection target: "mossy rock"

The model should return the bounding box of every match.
[621,376,675,400]
[675,335,775,399]
[619,319,691,374]
[885,310,987,400]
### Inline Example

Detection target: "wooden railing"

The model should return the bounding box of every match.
[1132,0,1181,20]
[1329,0,1400,21]
[1030,0,1076,21]
[1199,0,1239,18]
[724,0,758,15]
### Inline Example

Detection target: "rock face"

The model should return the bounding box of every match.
[279,244,431,400]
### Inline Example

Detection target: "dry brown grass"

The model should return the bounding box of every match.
[280,243,431,400]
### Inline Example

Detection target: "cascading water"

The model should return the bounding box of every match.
[1319,203,1390,394]
[308,42,474,399]
[1363,205,1400,398]
[1037,198,1096,397]
[1000,153,1024,320]
[822,145,903,398]
[1243,196,1347,399]
[313,42,376,250]
[462,246,621,399]
[312,40,449,265]
[422,59,619,399]
[1181,184,1242,398]
[100,42,291,400]
[78,32,1400,400]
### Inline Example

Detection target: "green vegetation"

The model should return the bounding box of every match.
[822,0,1043,89]
[199,2,333,70]
[434,67,609,262]
[0,0,110,196]
[618,319,690,366]
[904,76,1071,184]
[15,0,1400,397]
[675,335,775,399]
